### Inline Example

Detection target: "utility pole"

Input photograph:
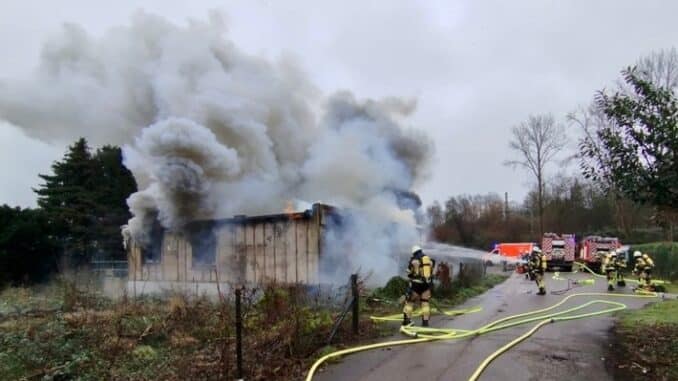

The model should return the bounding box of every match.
[503,192,508,221]
[529,201,534,237]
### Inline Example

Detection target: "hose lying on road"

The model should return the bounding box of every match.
[304,287,658,381]
[464,293,655,381]
[369,305,482,322]
[549,278,595,296]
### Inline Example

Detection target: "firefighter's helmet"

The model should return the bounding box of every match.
[411,245,423,255]
[633,251,642,258]
[532,247,542,254]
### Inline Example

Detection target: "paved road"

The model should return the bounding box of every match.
[315,271,660,381]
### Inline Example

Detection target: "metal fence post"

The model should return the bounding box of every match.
[235,287,244,380]
[351,274,359,334]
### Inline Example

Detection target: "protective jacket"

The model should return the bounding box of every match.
[614,256,627,271]
[634,255,654,273]
[602,254,615,273]
[529,253,547,273]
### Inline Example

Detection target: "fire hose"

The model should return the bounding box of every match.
[369,303,482,322]
[304,286,658,381]
[549,278,595,295]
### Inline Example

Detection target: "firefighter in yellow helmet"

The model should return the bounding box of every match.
[614,249,627,287]
[602,251,617,291]
[403,245,436,327]
[633,251,655,290]
[528,247,547,295]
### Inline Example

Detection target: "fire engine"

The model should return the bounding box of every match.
[579,236,621,271]
[542,233,576,271]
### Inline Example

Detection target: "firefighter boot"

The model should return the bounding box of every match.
[402,313,411,326]
[617,280,626,287]
[422,319,429,327]
[537,287,546,295]
[607,284,614,292]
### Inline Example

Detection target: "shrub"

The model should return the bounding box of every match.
[372,276,409,299]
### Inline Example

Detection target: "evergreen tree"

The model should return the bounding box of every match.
[34,138,137,266]
[35,138,95,265]
[0,206,58,285]
[90,145,137,260]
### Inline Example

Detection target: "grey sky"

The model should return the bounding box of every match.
[1,0,677,208]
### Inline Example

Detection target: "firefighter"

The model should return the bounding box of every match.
[403,245,436,327]
[633,251,655,290]
[521,252,533,280]
[602,251,617,291]
[528,247,547,295]
[614,249,627,287]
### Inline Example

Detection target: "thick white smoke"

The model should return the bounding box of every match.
[0,11,433,284]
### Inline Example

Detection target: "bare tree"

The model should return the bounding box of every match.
[634,47,678,90]
[504,114,567,237]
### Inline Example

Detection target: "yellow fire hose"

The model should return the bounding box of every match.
[369,305,482,322]
[464,294,653,381]
[305,283,659,381]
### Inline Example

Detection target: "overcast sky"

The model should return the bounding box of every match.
[1,0,677,208]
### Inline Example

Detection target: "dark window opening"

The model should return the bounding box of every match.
[188,221,217,268]
[141,221,164,264]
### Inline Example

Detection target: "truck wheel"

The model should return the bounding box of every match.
[564,266,573,272]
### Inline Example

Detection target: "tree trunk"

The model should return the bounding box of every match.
[658,208,676,242]
[616,196,632,238]
[538,174,544,237]
[667,213,675,242]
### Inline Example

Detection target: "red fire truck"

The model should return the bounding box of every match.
[579,236,621,271]
[542,233,576,271]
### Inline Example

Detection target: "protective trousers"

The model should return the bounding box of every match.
[534,271,545,294]
[616,269,625,286]
[640,270,652,289]
[403,288,431,321]
[606,269,617,290]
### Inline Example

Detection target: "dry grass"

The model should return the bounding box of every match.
[0,280,382,381]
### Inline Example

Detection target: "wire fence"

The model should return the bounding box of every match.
[90,260,128,278]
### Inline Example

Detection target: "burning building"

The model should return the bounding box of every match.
[126,203,339,293]
[0,12,433,289]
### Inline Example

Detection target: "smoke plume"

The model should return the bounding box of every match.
[0,11,433,284]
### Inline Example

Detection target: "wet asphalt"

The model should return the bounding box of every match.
[314,270,666,381]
